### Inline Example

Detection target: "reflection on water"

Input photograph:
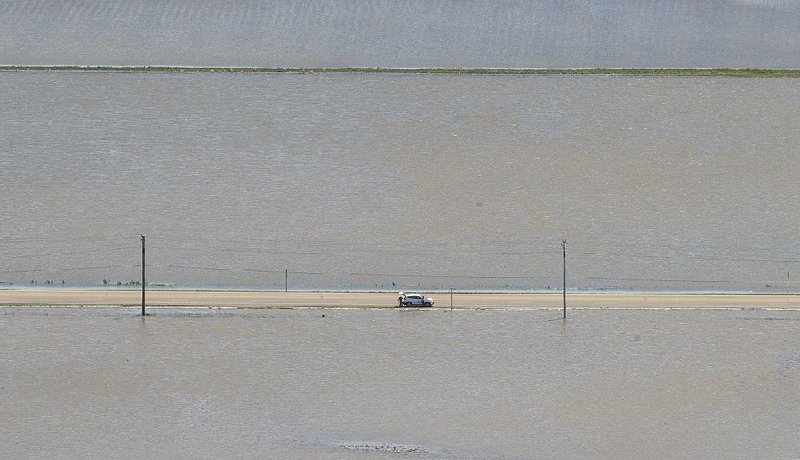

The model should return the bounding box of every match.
[1,307,799,458]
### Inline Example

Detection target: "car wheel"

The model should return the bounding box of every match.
[424,302,431,307]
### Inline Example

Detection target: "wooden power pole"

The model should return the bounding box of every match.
[562,239,567,319]
[141,234,146,316]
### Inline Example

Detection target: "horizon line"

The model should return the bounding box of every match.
[2,65,800,77]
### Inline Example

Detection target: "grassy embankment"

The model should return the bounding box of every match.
[1,66,799,77]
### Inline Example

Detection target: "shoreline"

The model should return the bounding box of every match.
[1,66,800,77]
[1,289,799,310]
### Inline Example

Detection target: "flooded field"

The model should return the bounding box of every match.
[2,0,799,68]
[1,307,799,458]
[2,72,800,292]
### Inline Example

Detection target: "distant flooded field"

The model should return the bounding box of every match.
[1,307,799,458]
[2,0,799,68]
[2,72,799,291]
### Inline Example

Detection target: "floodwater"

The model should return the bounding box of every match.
[1,307,798,458]
[2,72,800,292]
[2,0,800,68]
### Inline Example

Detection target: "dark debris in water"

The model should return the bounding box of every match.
[339,441,428,455]
[736,316,800,321]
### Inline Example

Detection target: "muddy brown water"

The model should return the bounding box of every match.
[1,307,799,458]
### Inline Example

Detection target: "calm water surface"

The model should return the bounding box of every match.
[2,0,800,68]
[1,307,798,458]
[2,72,799,291]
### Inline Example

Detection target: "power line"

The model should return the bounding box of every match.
[2,235,796,262]
[165,265,557,280]
[586,276,735,284]
[5,244,795,262]
[4,246,131,259]
[0,236,132,246]
[574,250,800,264]
[336,272,551,280]
[167,264,284,274]
[155,245,557,257]
[0,265,129,274]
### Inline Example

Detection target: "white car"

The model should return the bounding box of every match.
[399,293,434,307]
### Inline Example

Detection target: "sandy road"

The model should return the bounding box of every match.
[1,289,799,309]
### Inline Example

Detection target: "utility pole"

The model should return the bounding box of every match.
[140,234,146,316]
[285,268,288,292]
[562,239,567,319]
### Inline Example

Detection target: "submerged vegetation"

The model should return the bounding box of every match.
[1,66,799,77]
